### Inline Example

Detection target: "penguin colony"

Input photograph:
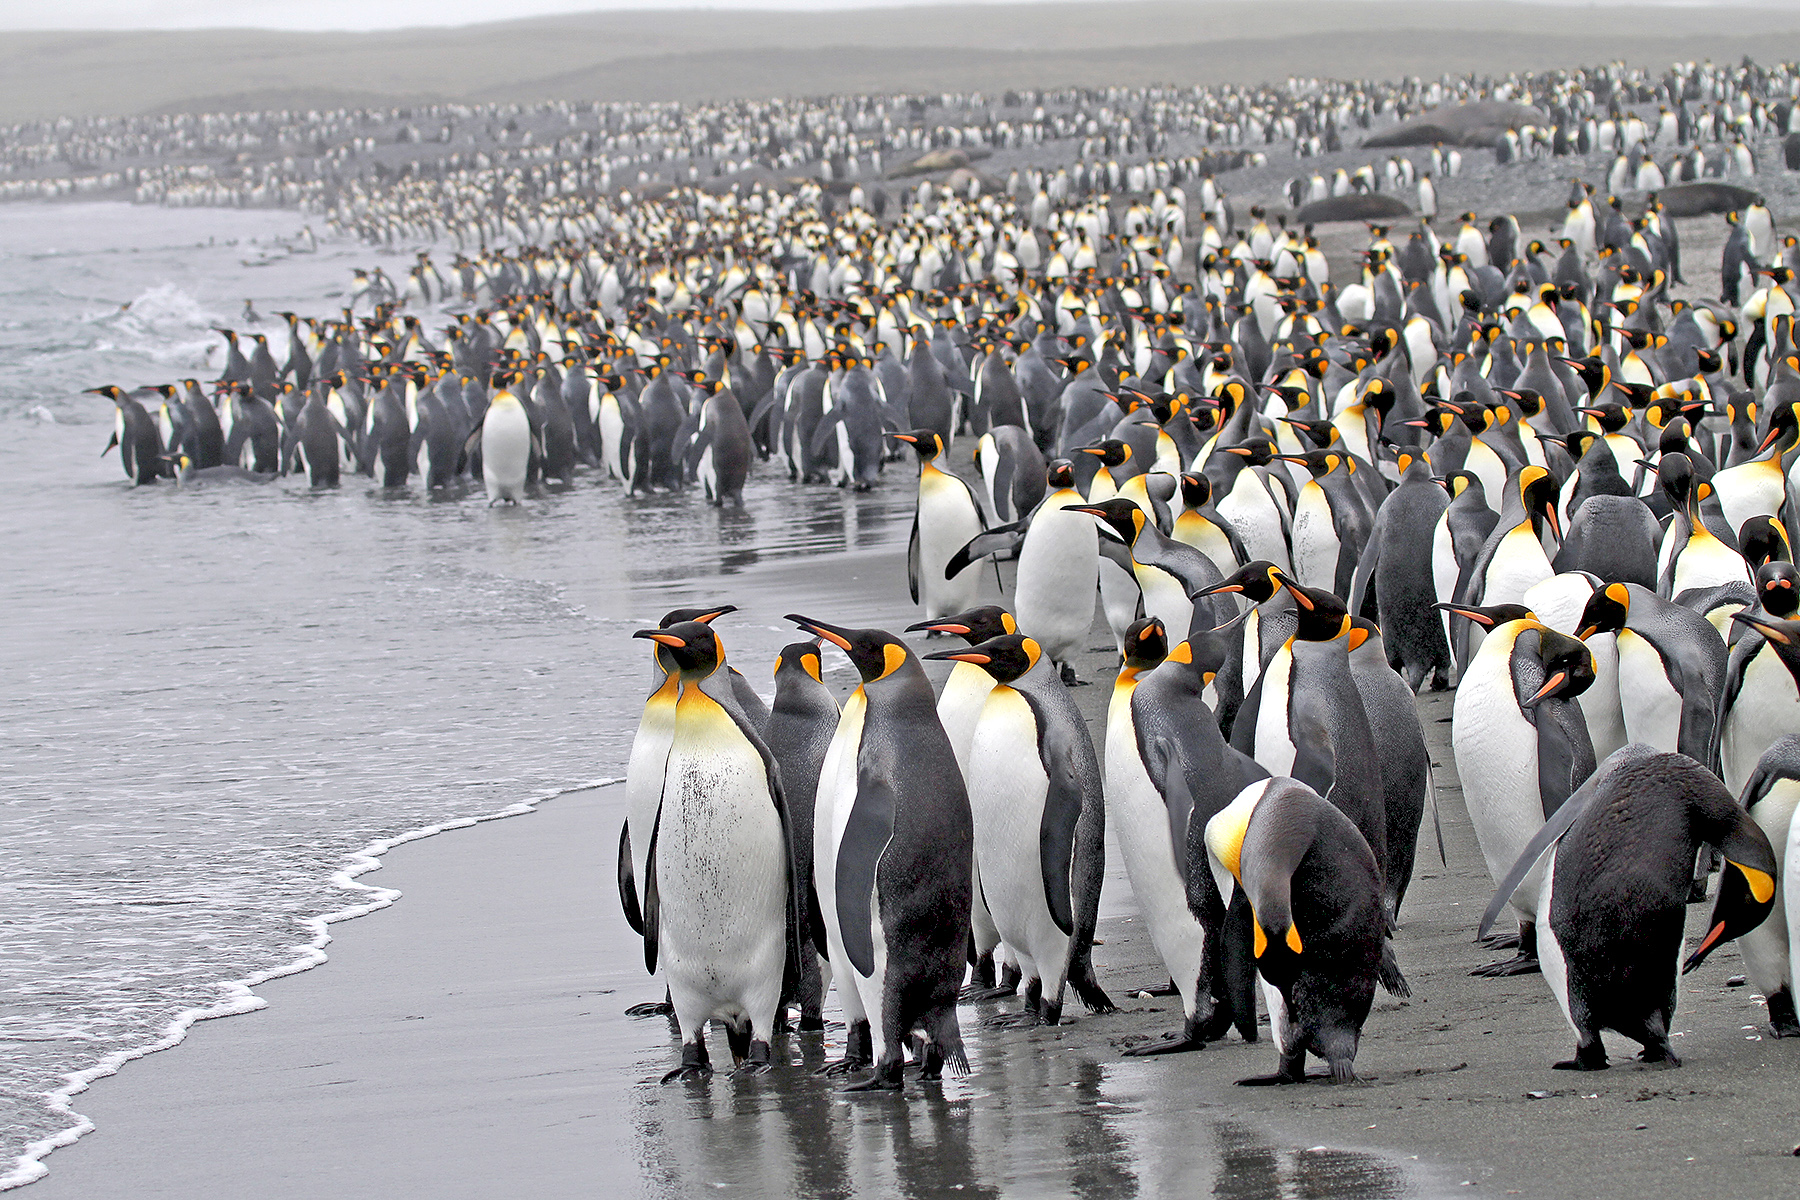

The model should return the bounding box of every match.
[68,57,1800,1090]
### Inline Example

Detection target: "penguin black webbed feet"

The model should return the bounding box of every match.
[1234,1070,1307,1086]
[842,1061,905,1093]
[661,1041,713,1084]
[1552,1041,1609,1072]
[959,983,1019,1004]
[731,1040,775,1078]
[1471,953,1540,977]
[815,1056,872,1077]
[1122,1032,1205,1057]
[1765,991,1800,1038]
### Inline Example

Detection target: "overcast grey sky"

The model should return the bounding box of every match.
[0,0,1751,33]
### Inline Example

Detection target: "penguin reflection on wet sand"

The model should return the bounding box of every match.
[1205,776,1402,1084]
[1483,745,1777,1071]
[789,614,973,1092]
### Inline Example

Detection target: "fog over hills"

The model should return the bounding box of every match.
[2,1,1799,122]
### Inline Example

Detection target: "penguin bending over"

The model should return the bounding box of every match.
[1482,745,1776,1070]
[627,620,799,1082]
[1205,776,1403,1084]
[924,633,1113,1026]
[1716,565,1800,794]
[788,615,973,1092]
[1446,609,1598,975]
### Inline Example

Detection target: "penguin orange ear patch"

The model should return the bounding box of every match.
[1286,924,1304,954]
[1253,921,1268,958]
[1730,861,1776,905]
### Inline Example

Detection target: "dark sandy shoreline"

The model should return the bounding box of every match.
[22,530,1800,1199]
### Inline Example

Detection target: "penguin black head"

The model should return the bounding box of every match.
[890,429,946,462]
[632,620,723,676]
[1276,449,1343,480]
[1194,560,1285,605]
[1753,560,1800,618]
[1439,470,1485,503]
[923,633,1043,686]
[1344,616,1384,657]
[1685,810,1780,975]
[906,605,1018,643]
[772,640,825,683]
[1121,617,1168,672]
[1272,572,1350,641]
[1518,465,1563,540]
[1741,519,1793,575]
[1178,472,1212,509]
[1068,497,1147,547]
[1434,601,1536,630]
[1046,459,1076,491]
[1575,582,1632,640]
[786,614,911,684]
[1077,439,1130,468]
[1515,625,1597,707]
[660,603,737,628]
[1220,437,1277,468]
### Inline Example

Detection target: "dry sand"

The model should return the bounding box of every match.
[4,2,1800,122]
[23,533,1800,1199]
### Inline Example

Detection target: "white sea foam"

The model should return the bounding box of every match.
[0,777,623,1192]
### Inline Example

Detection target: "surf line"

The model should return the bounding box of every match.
[1,775,626,1192]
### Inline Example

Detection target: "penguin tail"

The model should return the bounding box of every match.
[1378,941,1411,998]
[925,1007,970,1076]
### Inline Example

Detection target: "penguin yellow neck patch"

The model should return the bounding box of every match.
[878,643,908,679]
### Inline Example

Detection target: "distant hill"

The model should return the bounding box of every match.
[2,1,1798,123]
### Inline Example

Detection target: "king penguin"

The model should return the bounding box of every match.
[1347,449,1453,690]
[1447,609,1598,974]
[787,614,973,1091]
[1574,582,1727,763]
[923,633,1113,1026]
[1732,735,1800,1038]
[762,641,841,1033]
[478,384,536,505]
[1205,776,1404,1084]
[627,620,799,1081]
[1717,564,1800,793]
[1482,745,1776,1070]
[896,430,987,622]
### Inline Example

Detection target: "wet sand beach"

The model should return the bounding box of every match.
[25,536,1800,1200]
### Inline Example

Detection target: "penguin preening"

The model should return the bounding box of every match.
[1483,745,1777,1071]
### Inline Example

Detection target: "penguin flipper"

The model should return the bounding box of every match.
[1034,716,1084,937]
[1346,503,1385,617]
[1145,736,1194,890]
[907,514,922,604]
[1378,940,1411,997]
[946,523,1025,579]
[838,768,897,979]
[642,817,662,975]
[1288,697,1339,801]
[807,881,830,960]
[618,820,644,935]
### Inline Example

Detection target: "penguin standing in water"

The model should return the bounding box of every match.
[762,641,841,1033]
[627,620,799,1081]
[477,384,537,505]
[88,385,166,485]
[1574,583,1727,763]
[1732,735,1800,1038]
[1447,609,1597,975]
[895,430,987,622]
[688,377,755,506]
[788,615,973,1092]
[1716,564,1800,794]
[908,605,1021,997]
[1205,776,1403,1084]
[1482,745,1777,1071]
[924,633,1113,1026]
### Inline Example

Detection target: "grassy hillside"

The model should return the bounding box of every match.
[2,2,1799,122]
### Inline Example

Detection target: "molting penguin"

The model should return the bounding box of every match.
[896,430,987,622]
[1483,745,1776,1070]
[1205,776,1403,1084]
[1447,610,1598,974]
[788,614,973,1091]
[923,633,1113,1026]
[762,641,841,1033]
[627,620,798,1081]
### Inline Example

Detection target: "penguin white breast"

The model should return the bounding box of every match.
[1451,639,1548,908]
[1289,484,1341,593]
[1252,647,1298,778]
[1017,501,1099,661]
[1482,527,1553,607]
[938,665,997,780]
[1722,652,1800,793]
[966,688,1062,976]
[1616,630,1684,753]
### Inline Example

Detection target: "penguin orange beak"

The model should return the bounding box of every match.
[786,614,854,652]
[1191,581,1243,598]
[1066,506,1108,518]
[1076,446,1107,457]
[1731,611,1793,645]
[889,433,919,444]
[1757,426,1783,453]
[1272,571,1311,608]
[906,618,971,635]
[688,605,738,624]
[1575,625,1599,641]
[925,651,991,665]
[1522,670,1567,707]
[634,631,687,648]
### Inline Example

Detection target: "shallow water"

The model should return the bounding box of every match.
[0,202,1419,1197]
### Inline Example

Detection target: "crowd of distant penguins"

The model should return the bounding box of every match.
[80,52,1800,1094]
